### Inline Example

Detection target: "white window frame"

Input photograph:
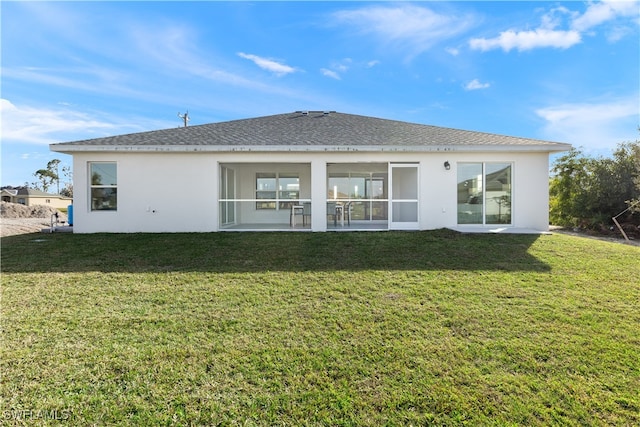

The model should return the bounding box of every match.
[255,172,300,210]
[457,162,513,226]
[89,162,117,211]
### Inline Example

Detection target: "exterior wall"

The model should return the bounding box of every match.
[424,151,551,231]
[71,150,552,233]
[26,197,73,209]
[513,153,551,231]
[0,192,71,209]
[311,159,327,231]
[73,152,218,233]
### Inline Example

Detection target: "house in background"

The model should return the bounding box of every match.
[50,111,571,234]
[1,187,72,210]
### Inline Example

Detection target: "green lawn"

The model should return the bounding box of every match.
[1,230,639,426]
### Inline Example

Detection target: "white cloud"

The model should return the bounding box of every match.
[571,0,639,32]
[535,97,639,149]
[18,151,49,161]
[0,99,160,145]
[132,27,278,90]
[445,47,460,56]
[320,68,341,80]
[470,29,581,52]
[333,4,476,58]
[320,59,357,80]
[366,60,381,68]
[540,6,575,30]
[470,0,638,53]
[464,79,490,90]
[2,66,128,96]
[606,25,634,42]
[237,52,297,77]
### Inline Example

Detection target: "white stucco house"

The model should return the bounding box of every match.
[50,111,571,234]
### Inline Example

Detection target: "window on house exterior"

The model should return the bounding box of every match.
[256,173,299,210]
[90,162,117,211]
[457,163,511,225]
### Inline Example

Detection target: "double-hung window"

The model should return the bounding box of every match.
[90,162,117,211]
[457,163,512,225]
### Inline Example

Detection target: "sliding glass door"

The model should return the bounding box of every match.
[457,162,512,225]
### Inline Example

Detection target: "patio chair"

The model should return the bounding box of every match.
[290,204,304,226]
[327,202,350,226]
[302,202,312,226]
[344,201,352,225]
[327,202,340,226]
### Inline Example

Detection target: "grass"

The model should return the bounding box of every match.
[1,230,639,426]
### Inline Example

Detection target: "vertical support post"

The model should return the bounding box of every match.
[211,161,220,231]
[311,159,327,232]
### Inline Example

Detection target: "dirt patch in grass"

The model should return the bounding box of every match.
[550,225,640,247]
[1,202,68,237]
[0,218,56,237]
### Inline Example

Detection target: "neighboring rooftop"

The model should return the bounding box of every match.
[1,187,69,198]
[51,111,571,153]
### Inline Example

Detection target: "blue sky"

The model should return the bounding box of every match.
[1,1,638,188]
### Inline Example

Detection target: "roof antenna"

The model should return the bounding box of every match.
[178,111,190,127]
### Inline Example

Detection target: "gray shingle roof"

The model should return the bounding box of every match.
[51,111,570,152]
[8,188,70,198]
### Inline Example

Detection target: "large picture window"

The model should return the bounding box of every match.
[256,173,299,210]
[457,163,511,225]
[90,162,117,211]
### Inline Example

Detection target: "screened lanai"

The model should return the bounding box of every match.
[326,163,388,230]
[219,162,311,230]
[218,162,391,231]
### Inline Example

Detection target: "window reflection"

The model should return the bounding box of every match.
[457,163,483,224]
[256,173,300,210]
[90,162,117,211]
[327,168,388,221]
[485,164,512,224]
[457,163,511,225]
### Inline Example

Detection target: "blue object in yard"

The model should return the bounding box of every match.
[68,205,73,226]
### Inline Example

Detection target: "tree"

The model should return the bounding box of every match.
[32,159,65,194]
[549,148,590,227]
[60,165,73,198]
[550,140,640,229]
[631,140,640,211]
